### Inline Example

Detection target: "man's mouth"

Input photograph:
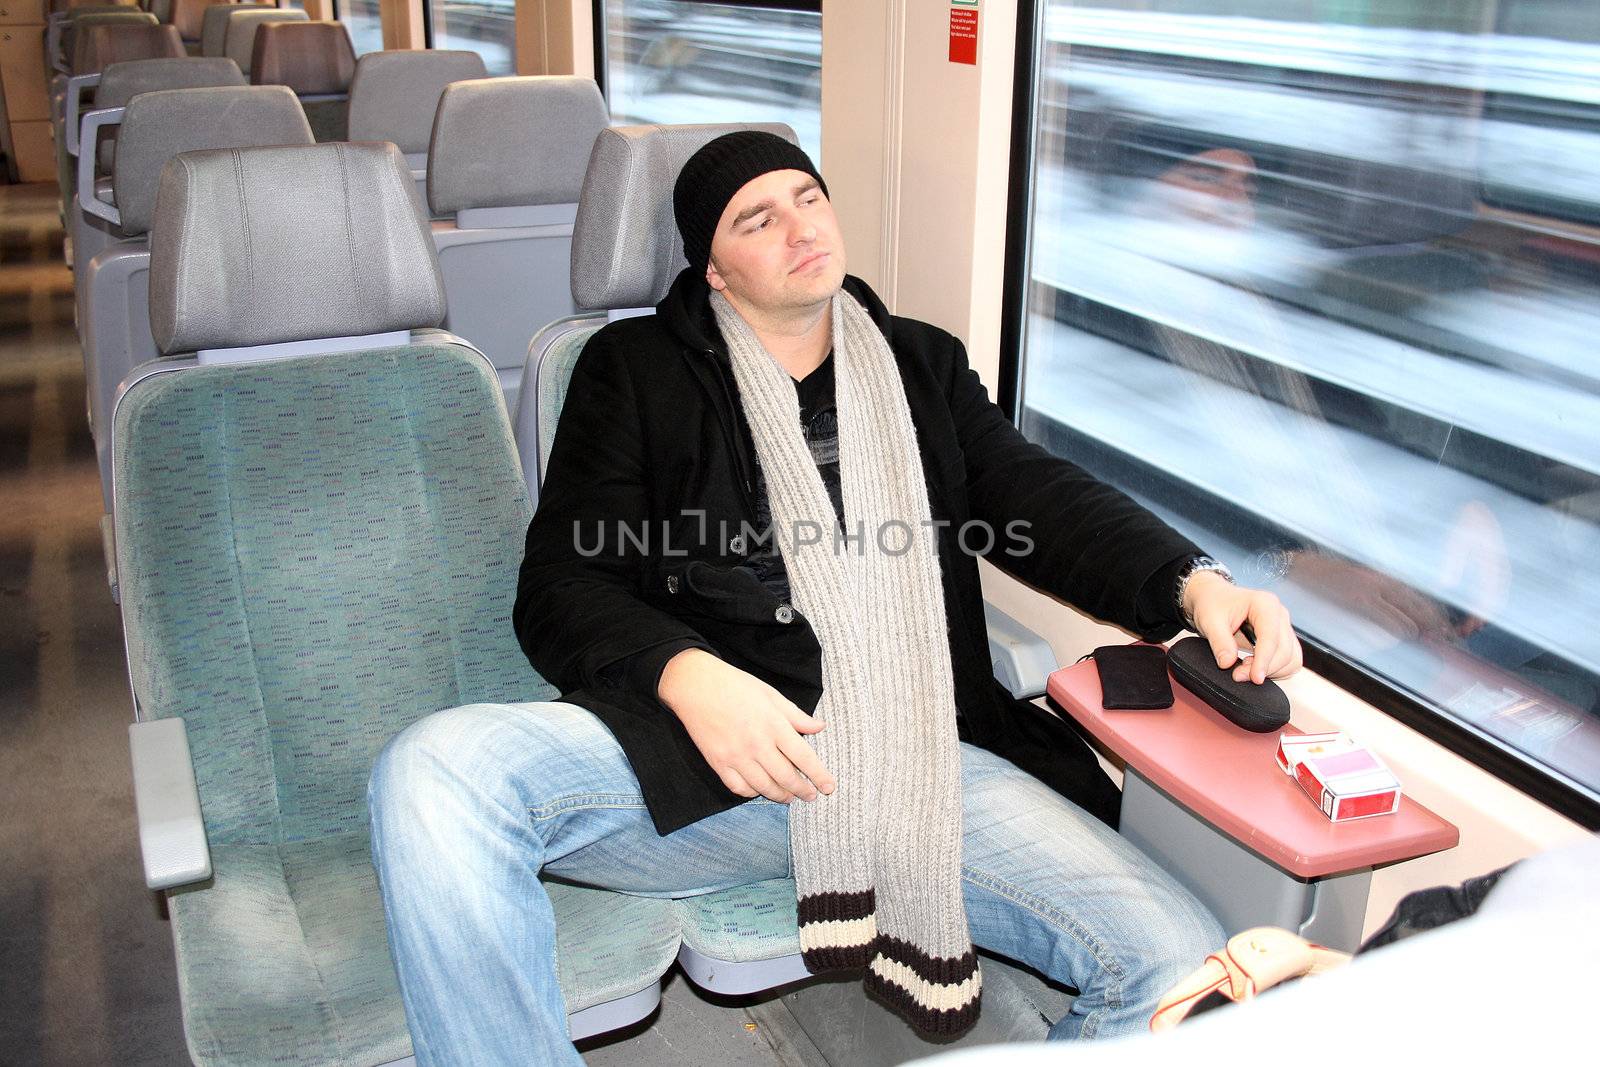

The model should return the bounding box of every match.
[790,251,830,274]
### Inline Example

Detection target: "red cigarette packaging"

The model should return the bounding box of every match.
[1276,733,1402,822]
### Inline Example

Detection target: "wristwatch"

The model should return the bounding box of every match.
[1175,555,1233,632]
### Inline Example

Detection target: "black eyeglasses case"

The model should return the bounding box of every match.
[1167,635,1290,733]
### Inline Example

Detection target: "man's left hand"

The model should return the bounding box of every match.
[1182,571,1302,684]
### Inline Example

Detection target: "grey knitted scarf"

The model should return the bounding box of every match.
[711,289,981,1035]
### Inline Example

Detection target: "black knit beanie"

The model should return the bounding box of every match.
[673,131,828,272]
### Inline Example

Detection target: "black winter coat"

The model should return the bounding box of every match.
[514,271,1203,835]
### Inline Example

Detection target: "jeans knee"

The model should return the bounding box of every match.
[368,703,523,831]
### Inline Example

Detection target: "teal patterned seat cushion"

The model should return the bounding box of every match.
[112,342,593,1064]
[171,834,681,1066]
[114,342,555,846]
[535,322,600,478]
[674,878,803,963]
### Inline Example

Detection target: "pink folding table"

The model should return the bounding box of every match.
[1048,652,1458,950]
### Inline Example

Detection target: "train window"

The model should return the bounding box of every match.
[337,0,385,58]
[1006,1,1600,814]
[597,0,822,162]
[428,0,517,75]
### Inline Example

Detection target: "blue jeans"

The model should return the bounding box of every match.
[369,702,1223,1066]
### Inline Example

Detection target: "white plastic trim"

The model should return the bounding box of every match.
[195,330,412,365]
[64,73,104,156]
[677,943,812,996]
[76,107,126,228]
[454,203,579,230]
[984,600,1059,700]
[129,718,212,890]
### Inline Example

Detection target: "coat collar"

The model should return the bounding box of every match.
[655,268,895,358]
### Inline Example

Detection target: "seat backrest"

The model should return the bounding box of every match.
[568,121,801,314]
[118,141,547,848]
[425,76,607,408]
[250,20,355,96]
[67,13,164,74]
[516,121,799,489]
[199,1,270,57]
[222,8,306,75]
[94,55,245,109]
[113,84,312,237]
[91,56,246,171]
[78,86,315,510]
[347,49,488,158]
[168,0,230,41]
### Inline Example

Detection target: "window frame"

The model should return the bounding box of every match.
[998,1,1600,831]
[591,0,823,102]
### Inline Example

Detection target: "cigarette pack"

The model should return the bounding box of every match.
[1277,732,1402,822]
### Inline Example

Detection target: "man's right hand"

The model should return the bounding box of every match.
[657,648,836,804]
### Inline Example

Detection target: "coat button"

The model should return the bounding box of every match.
[729,534,746,555]
[775,604,795,624]
[666,575,680,594]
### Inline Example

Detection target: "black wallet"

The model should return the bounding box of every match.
[1167,636,1290,733]
[1093,644,1174,710]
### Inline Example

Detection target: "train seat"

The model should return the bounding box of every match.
[116,141,680,1063]
[520,120,819,994]
[70,20,183,75]
[53,9,156,75]
[515,120,795,495]
[427,75,608,411]
[50,14,169,212]
[65,57,247,342]
[250,20,357,141]
[347,48,489,204]
[76,85,312,531]
[166,0,234,52]
[221,6,306,77]
[198,1,272,59]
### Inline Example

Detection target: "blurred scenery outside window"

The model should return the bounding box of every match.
[431,0,517,75]
[1015,0,1600,802]
[602,0,821,164]
[339,0,385,57]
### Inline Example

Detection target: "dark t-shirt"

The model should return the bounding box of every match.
[745,353,843,604]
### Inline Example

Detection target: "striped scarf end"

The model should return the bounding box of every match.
[863,965,982,1037]
[797,888,878,972]
[796,889,876,972]
[864,937,982,1036]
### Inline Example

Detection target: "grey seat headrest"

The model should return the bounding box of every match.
[348,50,488,155]
[113,85,313,236]
[149,141,446,355]
[427,76,608,217]
[72,21,181,76]
[200,3,271,59]
[569,122,799,311]
[223,8,307,76]
[93,57,246,109]
[249,21,356,96]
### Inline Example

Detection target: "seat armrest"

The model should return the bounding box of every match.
[984,601,1057,700]
[129,718,212,890]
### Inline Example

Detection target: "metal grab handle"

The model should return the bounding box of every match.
[77,107,126,229]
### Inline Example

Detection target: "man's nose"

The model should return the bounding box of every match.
[790,216,817,243]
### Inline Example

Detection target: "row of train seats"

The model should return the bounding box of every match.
[118,124,837,1065]
[56,42,608,594]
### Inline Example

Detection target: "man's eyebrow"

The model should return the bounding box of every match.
[793,177,820,198]
[730,198,777,228]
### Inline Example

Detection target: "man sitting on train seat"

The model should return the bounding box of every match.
[368,131,1303,1065]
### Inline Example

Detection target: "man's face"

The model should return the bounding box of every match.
[705,169,847,317]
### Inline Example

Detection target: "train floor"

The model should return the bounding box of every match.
[0,182,1064,1066]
